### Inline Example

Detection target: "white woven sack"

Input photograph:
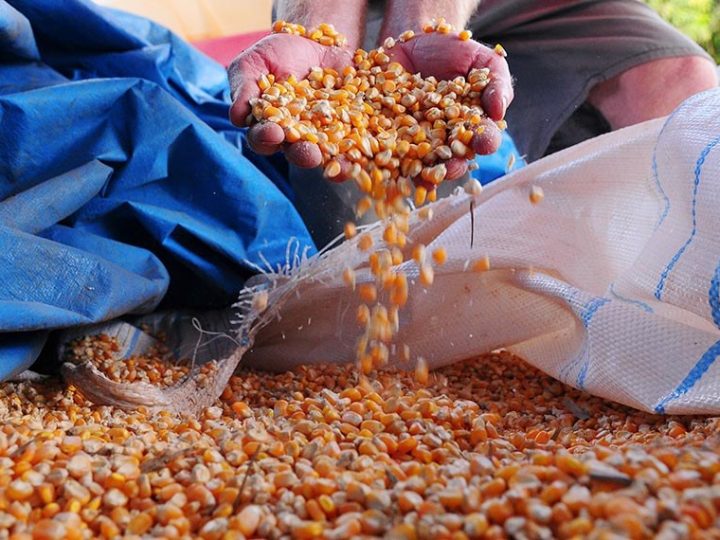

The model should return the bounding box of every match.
[242,88,720,415]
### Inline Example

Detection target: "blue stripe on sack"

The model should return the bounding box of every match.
[580,297,611,327]
[711,259,720,328]
[558,296,610,387]
[652,140,672,229]
[654,340,720,414]
[653,258,720,413]
[651,103,689,230]
[575,297,610,388]
[609,283,653,314]
[559,340,586,383]
[655,135,720,300]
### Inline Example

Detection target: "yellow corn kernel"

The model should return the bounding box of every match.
[432,247,447,265]
[494,43,507,57]
[343,267,356,290]
[472,255,491,272]
[530,185,544,204]
[419,264,434,286]
[415,357,429,384]
[358,284,377,303]
[358,234,373,251]
[325,160,342,179]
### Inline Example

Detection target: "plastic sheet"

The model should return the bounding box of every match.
[0,0,313,379]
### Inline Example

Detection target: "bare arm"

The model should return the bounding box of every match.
[275,0,368,50]
[380,0,482,39]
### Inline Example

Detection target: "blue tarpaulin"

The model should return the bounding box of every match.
[0,0,523,380]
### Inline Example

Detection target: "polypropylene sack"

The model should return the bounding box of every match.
[67,88,720,416]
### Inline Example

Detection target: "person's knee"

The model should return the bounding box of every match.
[589,55,719,129]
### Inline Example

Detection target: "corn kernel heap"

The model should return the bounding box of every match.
[2,345,720,539]
[251,20,502,376]
[63,335,219,389]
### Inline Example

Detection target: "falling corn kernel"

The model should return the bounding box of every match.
[356,197,372,218]
[390,272,409,306]
[418,207,434,221]
[358,283,377,303]
[472,255,491,272]
[432,247,447,265]
[358,234,373,251]
[419,264,434,286]
[356,304,370,325]
[415,356,429,384]
[343,267,356,289]
[506,153,516,172]
[530,185,544,204]
[412,244,426,264]
[464,178,483,196]
[344,221,357,239]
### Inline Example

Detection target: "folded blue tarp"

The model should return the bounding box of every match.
[0,0,523,380]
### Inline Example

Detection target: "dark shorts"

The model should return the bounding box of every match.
[366,0,711,161]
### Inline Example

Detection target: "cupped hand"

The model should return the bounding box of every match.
[386,31,514,181]
[228,33,353,169]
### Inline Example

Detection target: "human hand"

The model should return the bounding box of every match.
[228,33,353,169]
[385,31,514,180]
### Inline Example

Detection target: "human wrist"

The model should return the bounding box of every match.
[380,0,480,40]
[275,0,366,50]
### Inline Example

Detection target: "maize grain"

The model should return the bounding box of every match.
[530,185,544,204]
[4,345,720,538]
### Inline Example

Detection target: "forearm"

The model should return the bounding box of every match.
[275,0,367,49]
[380,0,481,40]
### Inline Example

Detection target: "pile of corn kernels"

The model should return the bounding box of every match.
[63,335,219,389]
[1,339,720,539]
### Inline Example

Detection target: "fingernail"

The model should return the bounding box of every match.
[501,96,508,118]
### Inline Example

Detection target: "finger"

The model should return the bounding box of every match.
[471,120,503,155]
[285,141,323,169]
[444,158,468,181]
[228,56,264,127]
[471,47,514,121]
[248,123,286,155]
[482,77,512,121]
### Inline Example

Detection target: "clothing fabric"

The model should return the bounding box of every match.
[366,0,712,161]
